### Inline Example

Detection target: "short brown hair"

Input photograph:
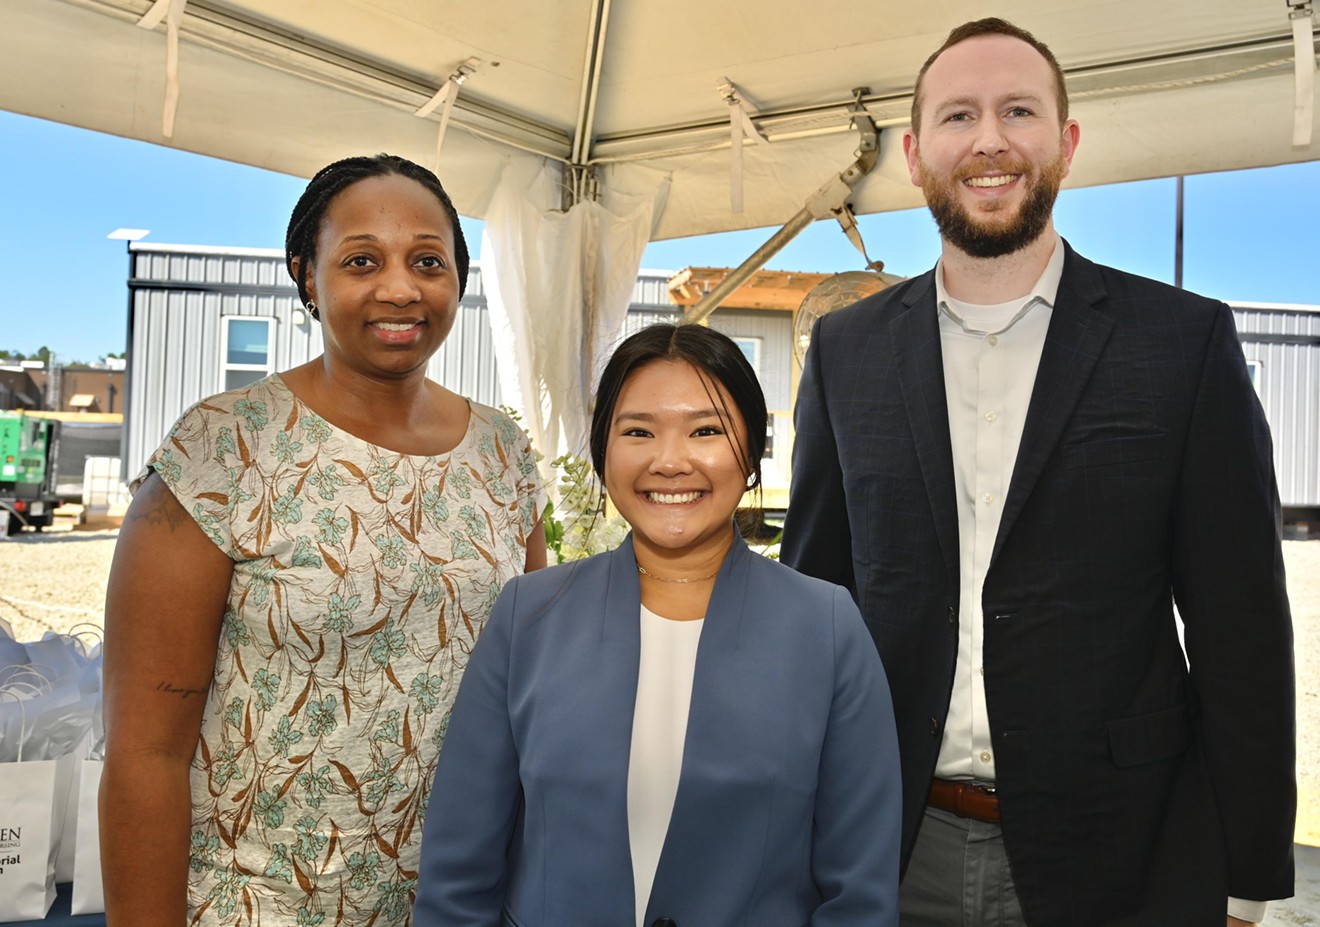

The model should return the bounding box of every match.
[910,18,1068,136]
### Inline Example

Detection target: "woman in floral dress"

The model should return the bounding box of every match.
[101,154,545,927]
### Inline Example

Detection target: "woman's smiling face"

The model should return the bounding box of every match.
[604,358,750,560]
[301,173,461,381]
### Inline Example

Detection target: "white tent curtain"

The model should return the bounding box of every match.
[483,157,670,474]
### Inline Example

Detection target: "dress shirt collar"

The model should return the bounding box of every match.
[934,234,1065,317]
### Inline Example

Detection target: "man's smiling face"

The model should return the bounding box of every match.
[904,33,1079,259]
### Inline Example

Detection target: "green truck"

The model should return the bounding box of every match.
[0,411,61,536]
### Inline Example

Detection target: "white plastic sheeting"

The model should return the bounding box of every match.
[482,158,670,463]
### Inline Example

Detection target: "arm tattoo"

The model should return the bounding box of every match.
[126,476,191,532]
[156,681,208,700]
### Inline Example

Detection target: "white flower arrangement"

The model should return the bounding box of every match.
[543,453,628,563]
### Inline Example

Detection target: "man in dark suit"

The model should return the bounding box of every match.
[781,17,1295,927]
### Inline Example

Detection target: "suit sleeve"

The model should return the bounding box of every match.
[413,580,523,927]
[782,318,856,593]
[810,586,901,926]
[1171,304,1295,901]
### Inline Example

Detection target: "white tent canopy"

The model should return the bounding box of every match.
[3,0,1317,456]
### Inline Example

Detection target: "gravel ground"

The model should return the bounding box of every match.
[0,526,119,640]
[3,527,1319,911]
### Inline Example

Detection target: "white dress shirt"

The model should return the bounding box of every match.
[627,604,703,927]
[933,237,1062,781]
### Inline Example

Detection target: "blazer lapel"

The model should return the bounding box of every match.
[597,536,646,916]
[892,274,961,597]
[992,246,1113,565]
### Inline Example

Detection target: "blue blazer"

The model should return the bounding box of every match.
[414,534,901,927]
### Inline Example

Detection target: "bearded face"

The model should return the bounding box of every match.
[919,149,1067,259]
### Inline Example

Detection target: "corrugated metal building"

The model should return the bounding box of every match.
[126,245,1315,515]
[122,243,794,494]
[1232,302,1320,511]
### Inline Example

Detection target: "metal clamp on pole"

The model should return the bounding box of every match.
[683,89,881,324]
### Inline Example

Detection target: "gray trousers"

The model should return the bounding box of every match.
[899,806,1029,927]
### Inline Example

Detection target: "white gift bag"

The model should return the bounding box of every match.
[0,758,58,921]
[0,627,102,887]
[70,759,104,915]
[51,749,81,884]
[57,629,104,885]
[0,685,56,920]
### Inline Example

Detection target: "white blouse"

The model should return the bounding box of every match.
[627,604,704,927]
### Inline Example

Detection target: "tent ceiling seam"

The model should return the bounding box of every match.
[62,0,1313,167]
[66,0,575,157]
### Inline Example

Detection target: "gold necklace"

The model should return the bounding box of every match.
[636,563,718,584]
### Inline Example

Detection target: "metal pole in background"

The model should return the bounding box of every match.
[1174,175,1185,289]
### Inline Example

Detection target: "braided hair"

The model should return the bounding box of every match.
[284,154,470,313]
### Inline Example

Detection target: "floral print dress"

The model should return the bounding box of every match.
[141,374,543,926]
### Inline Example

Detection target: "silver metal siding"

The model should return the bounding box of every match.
[426,299,503,408]
[705,309,792,413]
[622,308,681,336]
[630,274,674,307]
[126,248,318,476]
[1233,305,1320,507]
[126,250,1320,513]
[464,265,486,298]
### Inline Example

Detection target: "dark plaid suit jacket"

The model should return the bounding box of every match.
[781,241,1295,926]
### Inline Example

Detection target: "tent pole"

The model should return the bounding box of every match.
[567,0,612,206]
[1174,175,1185,289]
[681,208,816,325]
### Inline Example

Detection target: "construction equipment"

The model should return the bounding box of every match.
[0,411,61,536]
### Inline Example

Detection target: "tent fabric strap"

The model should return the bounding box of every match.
[415,57,482,171]
[1289,1,1317,147]
[137,0,188,139]
[718,78,767,214]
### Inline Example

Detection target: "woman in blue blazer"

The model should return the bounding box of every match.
[414,324,900,927]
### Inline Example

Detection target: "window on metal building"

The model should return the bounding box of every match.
[221,317,275,391]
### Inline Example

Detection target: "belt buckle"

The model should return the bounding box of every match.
[954,781,999,823]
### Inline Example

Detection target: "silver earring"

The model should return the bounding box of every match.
[306,300,319,320]
[745,472,756,489]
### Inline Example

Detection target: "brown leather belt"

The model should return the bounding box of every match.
[928,778,1001,823]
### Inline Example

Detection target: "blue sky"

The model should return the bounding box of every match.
[2,109,1317,363]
